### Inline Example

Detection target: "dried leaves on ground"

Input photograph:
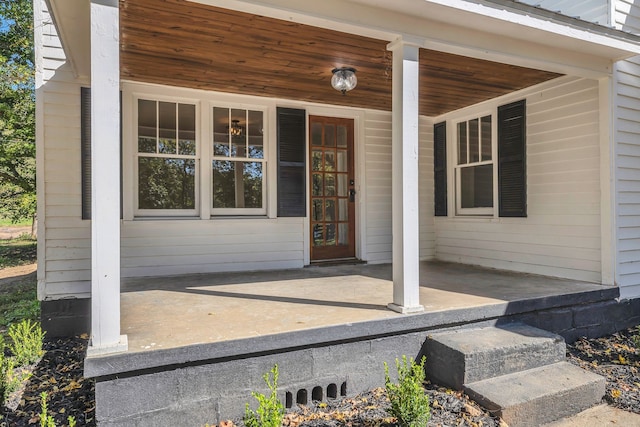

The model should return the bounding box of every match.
[567,326,640,414]
[3,327,640,426]
[1,336,95,427]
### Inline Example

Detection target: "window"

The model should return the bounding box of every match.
[135,99,198,215]
[455,115,493,215]
[433,99,527,218]
[212,107,266,215]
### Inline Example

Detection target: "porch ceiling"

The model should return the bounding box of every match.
[119,0,560,116]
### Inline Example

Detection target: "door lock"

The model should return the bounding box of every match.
[349,188,356,202]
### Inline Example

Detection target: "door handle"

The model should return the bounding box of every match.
[349,188,356,202]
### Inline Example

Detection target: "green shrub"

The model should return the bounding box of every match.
[0,337,7,403]
[8,319,45,366]
[243,365,284,427]
[384,355,431,427]
[633,326,640,352]
[39,392,76,427]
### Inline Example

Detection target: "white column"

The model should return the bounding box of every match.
[88,0,127,355]
[387,37,424,314]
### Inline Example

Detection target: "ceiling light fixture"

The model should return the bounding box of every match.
[230,119,243,136]
[331,67,357,95]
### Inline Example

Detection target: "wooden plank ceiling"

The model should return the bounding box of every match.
[120,0,561,117]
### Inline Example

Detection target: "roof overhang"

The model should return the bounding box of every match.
[48,0,640,80]
[192,0,640,77]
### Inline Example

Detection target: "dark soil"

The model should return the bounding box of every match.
[2,327,639,426]
[1,336,95,427]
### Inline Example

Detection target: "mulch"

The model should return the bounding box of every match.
[566,326,640,415]
[1,327,638,426]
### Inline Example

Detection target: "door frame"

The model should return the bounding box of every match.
[303,106,366,266]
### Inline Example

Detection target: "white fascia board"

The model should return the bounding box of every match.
[45,0,91,79]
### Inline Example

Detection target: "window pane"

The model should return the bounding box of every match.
[326,223,336,245]
[158,102,177,154]
[178,104,196,156]
[138,157,195,209]
[337,125,347,147]
[138,99,156,153]
[231,109,245,157]
[338,223,348,245]
[481,115,492,161]
[338,198,348,221]
[243,162,263,208]
[325,173,336,196]
[325,124,335,147]
[460,164,493,209]
[213,107,229,156]
[312,199,323,221]
[313,224,324,246]
[312,150,323,172]
[212,161,263,209]
[337,150,347,172]
[212,160,235,208]
[325,199,336,222]
[248,110,264,159]
[457,122,467,165]
[325,152,336,171]
[312,173,323,196]
[337,174,347,197]
[311,123,322,146]
[469,118,479,163]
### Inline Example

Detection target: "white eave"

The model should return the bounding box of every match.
[48,0,640,80]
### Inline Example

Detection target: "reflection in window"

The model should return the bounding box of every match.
[212,107,266,213]
[138,158,196,209]
[137,99,197,212]
[212,161,263,209]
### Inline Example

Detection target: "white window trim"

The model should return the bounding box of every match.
[122,82,276,220]
[132,93,202,218]
[208,101,268,216]
[451,110,498,217]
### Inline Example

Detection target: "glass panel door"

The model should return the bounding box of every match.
[309,116,355,260]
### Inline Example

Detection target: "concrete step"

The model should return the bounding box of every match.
[464,361,606,427]
[425,323,566,389]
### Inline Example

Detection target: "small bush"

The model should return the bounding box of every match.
[8,319,45,366]
[39,392,76,427]
[384,355,431,427]
[0,337,7,403]
[243,364,284,427]
[633,326,640,352]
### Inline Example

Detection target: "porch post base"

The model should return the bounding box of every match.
[387,303,424,314]
[87,334,128,357]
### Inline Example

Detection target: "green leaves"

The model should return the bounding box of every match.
[8,318,45,366]
[384,355,431,427]
[243,364,285,427]
[0,0,35,223]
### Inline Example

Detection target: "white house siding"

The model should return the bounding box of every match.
[36,1,91,300]
[515,0,609,25]
[613,1,640,298]
[120,219,304,277]
[435,77,603,283]
[362,111,436,264]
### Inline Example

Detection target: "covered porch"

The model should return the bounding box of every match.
[118,260,612,354]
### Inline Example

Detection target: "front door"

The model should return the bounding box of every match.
[309,116,356,261]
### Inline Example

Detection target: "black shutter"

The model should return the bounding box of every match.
[80,88,123,220]
[434,121,447,217]
[80,87,91,220]
[277,107,306,217]
[498,99,527,217]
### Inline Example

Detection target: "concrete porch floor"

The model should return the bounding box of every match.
[121,260,611,354]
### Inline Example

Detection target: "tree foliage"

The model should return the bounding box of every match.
[0,0,35,223]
